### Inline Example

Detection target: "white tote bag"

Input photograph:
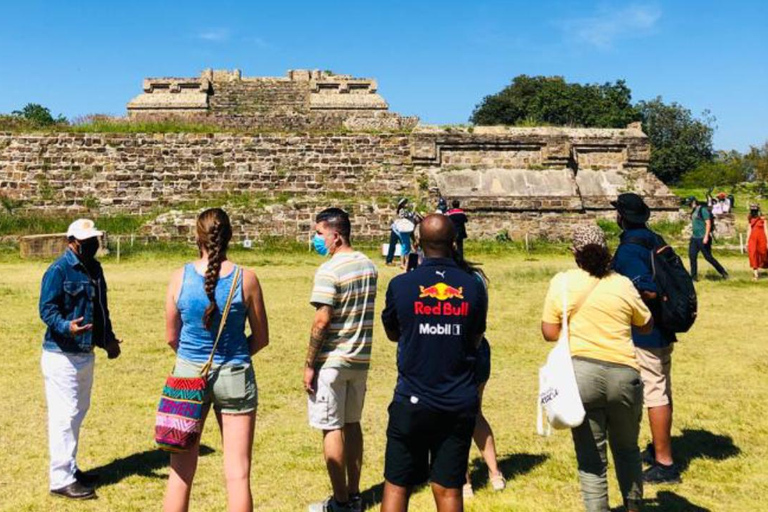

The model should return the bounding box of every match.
[537,276,593,436]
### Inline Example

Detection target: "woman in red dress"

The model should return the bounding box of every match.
[748,204,768,280]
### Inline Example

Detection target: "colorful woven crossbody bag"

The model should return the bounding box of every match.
[154,267,242,452]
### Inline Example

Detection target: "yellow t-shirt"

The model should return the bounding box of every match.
[541,269,652,370]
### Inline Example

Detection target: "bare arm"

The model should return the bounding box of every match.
[306,305,333,367]
[303,304,333,394]
[243,269,269,355]
[541,321,560,342]
[165,268,184,352]
[704,219,712,243]
[635,317,654,335]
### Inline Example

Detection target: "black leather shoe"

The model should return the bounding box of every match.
[50,481,97,500]
[75,469,100,487]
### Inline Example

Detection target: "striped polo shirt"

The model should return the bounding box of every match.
[310,251,378,370]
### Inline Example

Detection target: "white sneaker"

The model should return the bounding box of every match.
[462,483,474,500]
[490,472,506,491]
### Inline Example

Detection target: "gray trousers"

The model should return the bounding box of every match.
[571,357,644,512]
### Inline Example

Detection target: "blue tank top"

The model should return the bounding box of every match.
[177,263,249,365]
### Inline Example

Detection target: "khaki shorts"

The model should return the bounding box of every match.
[635,345,673,408]
[174,358,258,414]
[308,367,368,430]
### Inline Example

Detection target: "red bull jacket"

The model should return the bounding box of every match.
[381,257,487,413]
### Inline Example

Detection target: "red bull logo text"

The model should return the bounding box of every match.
[418,282,464,301]
[414,301,469,316]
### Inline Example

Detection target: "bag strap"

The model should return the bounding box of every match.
[567,276,600,325]
[200,266,242,378]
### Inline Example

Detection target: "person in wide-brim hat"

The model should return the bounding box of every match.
[611,193,685,485]
[611,193,651,225]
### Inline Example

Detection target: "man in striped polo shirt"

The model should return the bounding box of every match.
[304,208,378,512]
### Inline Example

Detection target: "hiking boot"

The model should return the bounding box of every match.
[643,462,682,484]
[490,472,506,491]
[308,497,353,512]
[50,481,96,500]
[641,443,655,466]
[349,493,363,512]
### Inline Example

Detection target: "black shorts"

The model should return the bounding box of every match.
[384,400,476,489]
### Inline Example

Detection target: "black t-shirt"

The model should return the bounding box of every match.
[381,257,487,413]
[447,209,468,239]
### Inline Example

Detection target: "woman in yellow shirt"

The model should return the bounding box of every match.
[541,225,652,512]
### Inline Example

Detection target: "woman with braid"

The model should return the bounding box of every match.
[163,208,269,512]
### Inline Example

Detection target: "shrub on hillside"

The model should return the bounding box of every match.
[680,161,748,189]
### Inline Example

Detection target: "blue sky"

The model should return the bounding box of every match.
[1,0,765,151]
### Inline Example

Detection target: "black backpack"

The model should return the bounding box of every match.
[625,236,698,333]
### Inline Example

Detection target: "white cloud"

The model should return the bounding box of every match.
[198,28,231,42]
[558,4,661,49]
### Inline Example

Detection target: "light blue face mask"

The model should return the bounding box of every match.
[313,234,329,256]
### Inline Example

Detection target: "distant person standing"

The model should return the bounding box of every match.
[380,214,487,512]
[687,197,728,280]
[386,199,411,266]
[306,208,378,512]
[39,219,122,500]
[447,200,468,259]
[436,196,448,214]
[612,194,681,484]
[748,204,768,281]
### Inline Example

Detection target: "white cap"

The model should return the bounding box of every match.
[66,219,103,240]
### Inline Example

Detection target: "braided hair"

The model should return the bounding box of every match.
[196,208,233,329]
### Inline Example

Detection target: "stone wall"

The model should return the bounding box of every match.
[208,78,310,115]
[127,69,405,132]
[0,125,681,242]
[0,132,414,213]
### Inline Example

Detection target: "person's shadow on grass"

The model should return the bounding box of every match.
[610,429,739,511]
[90,445,215,487]
[468,452,548,489]
[672,428,740,472]
[359,452,547,509]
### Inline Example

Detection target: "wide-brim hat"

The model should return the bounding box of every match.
[66,219,102,240]
[610,193,650,224]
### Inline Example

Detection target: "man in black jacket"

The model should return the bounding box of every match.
[447,200,468,259]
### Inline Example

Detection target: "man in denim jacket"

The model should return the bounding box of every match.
[611,194,681,485]
[39,219,121,500]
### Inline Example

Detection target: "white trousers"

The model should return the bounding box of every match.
[41,350,95,490]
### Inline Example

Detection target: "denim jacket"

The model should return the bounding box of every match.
[612,228,676,349]
[39,249,116,353]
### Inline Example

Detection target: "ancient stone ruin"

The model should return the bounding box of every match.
[0,68,681,243]
[127,69,417,132]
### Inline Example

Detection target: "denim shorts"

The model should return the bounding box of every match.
[173,358,258,414]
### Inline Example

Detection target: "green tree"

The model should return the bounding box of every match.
[11,103,66,127]
[744,141,768,182]
[637,97,715,184]
[469,75,640,128]
[680,160,748,189]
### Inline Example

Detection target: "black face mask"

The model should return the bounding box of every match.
[77,238,100,260]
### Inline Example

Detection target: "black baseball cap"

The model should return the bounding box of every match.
[611,193,650,224]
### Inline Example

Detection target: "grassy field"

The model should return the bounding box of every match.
[1,247,766,511]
